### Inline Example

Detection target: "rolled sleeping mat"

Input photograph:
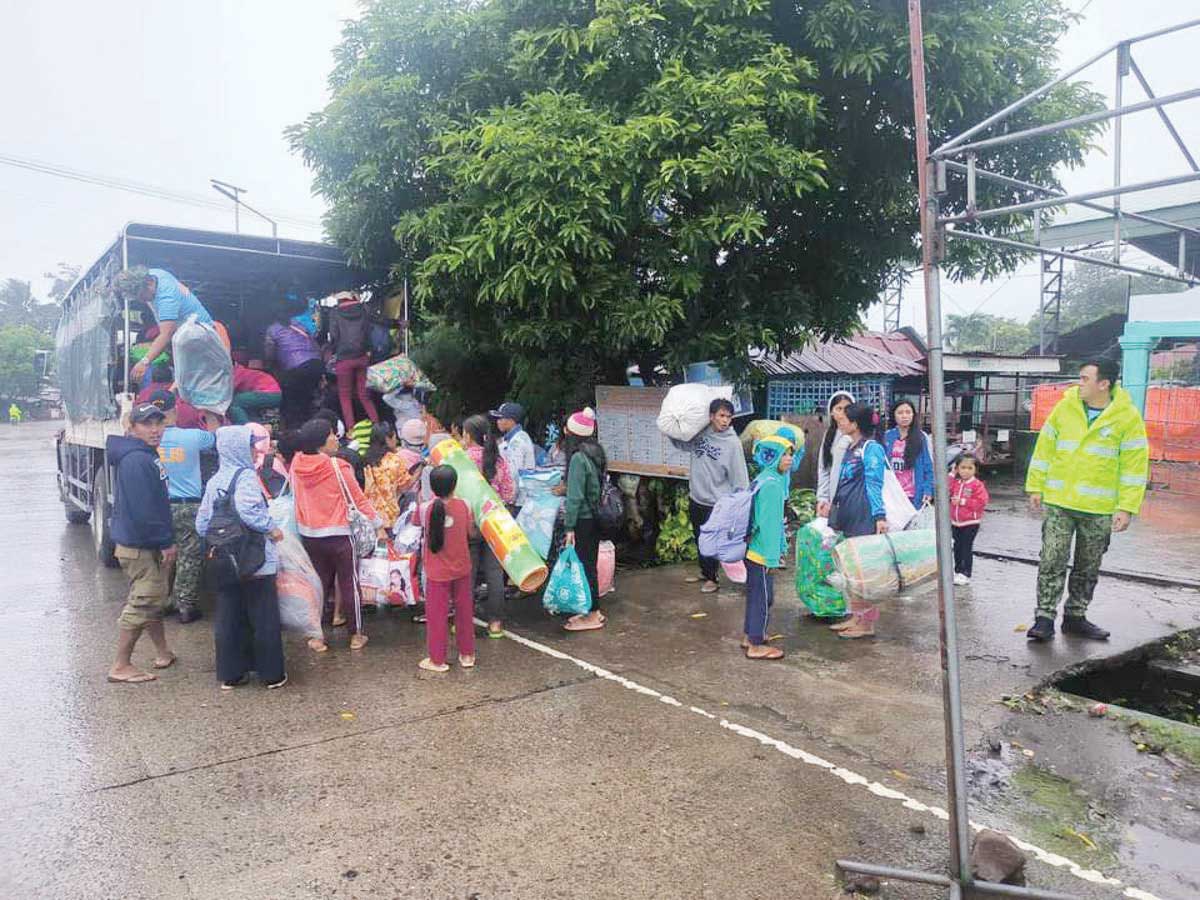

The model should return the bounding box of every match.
[429,439,549,593]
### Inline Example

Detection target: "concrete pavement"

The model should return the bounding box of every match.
[1,420,1196,899]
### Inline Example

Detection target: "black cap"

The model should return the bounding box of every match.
[489,401,525,422]
[130,402,167,424]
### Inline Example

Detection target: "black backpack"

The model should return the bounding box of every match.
[203,469,266,586]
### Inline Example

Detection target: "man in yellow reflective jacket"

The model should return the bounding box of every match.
[1025,359,1149,642]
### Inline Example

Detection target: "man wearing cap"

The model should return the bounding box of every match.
[152,390,217,624]
[491,401,536,507]
[115,266,216,386]
[105,402,178,683]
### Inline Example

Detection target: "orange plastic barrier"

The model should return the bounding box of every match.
[1030,383,1200,462]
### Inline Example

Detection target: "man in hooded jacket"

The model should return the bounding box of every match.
[673,398,750,593]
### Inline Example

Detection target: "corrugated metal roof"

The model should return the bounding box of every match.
[850,330,926,362]
[753,335,926,377]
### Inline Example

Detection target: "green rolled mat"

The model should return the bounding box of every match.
[831,528,937,602]
[429,439,548,593]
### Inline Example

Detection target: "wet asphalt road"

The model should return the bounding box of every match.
[1,420,1196,899]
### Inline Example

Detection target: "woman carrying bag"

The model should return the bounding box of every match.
[828,403,889,640]
[290,418,386,650]
[461,415,516,637]
[561,407,606,633]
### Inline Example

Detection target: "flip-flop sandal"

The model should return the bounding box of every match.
[829,619,855,632]
[684,576,701,584]
[563,614,607,632]
[744,646,784,660]
[349,635,369,650]
[413,614,427,624]
[838,629,876,640]
[152,654,177,670]
[307,638,329,653]
[107,671,157,684]
[331,616,348,628]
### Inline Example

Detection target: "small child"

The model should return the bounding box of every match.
[743,426,801,660]
[419,465,478,673]
[949,454,990,586]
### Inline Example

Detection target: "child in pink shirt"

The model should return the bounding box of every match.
[949,454,990,586]
[418,465,478,672]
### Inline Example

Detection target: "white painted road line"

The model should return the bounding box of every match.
[485,620,1162,900]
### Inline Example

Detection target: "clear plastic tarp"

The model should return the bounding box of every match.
[55,258,122,423]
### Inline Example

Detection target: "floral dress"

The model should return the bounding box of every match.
[364,451,417,528]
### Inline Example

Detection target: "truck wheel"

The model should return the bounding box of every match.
[65,505,90,525]
[92,466,117,568]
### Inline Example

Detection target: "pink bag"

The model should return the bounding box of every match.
[598,540,616,596]
[721,560,747,584]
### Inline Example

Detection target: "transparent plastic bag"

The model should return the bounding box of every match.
[907,502,936,532]
[832,529,937,602]
[274,532,323,639]
[172,315,232,414]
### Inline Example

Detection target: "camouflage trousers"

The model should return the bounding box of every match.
[1035,504,1112,619]
[170,502,203,614]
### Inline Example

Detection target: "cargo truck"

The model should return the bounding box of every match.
[55,222,372,565]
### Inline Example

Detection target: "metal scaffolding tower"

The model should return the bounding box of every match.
[1038,253,1065,354]
[881,269,909,333]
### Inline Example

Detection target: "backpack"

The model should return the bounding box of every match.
[203,469,266,585]
[595,479,626,539]
[697,484,760,563]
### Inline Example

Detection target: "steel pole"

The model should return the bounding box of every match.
[909,0,973,885]
[1113,44,1127,263]
[402,269,410,356]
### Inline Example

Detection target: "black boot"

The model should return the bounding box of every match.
[1026,615,1055,642]
[1062,615,1110,640]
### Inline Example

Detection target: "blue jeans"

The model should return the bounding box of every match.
[744,560,775,646]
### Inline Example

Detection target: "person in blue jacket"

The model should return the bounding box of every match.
[829,403,889,640]
[195,426,288,691]
[742,425,802,661]
[882,399,933,507]
[106,402,177,684]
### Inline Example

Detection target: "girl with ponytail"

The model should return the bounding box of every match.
[419,465,477,673]
[461,415,515,636]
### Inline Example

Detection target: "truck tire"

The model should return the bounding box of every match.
[92,466,117,568]
[65,505,90,525]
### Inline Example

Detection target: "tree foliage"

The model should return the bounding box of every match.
[1054,254,1186,335]
[0,325,52,403]
[290,0,1103,413]
[944,312,1031,354]
[0,279,60,335]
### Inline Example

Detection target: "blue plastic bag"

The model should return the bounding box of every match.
[543,546,592,616]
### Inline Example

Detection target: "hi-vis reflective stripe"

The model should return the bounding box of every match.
[1056,439,1080,451]
[1029,459,1050,471]
[1085,445,1118,458]
[1077,484,1117,498]
[1042,423,1058,439]
[1046,479,1065,490]
[1121,474,1147,487]
[1121,438,1148,450]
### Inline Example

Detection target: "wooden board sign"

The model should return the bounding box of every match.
[595,385,691,480]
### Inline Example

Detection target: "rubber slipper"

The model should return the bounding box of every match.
[563,614,607,632]
[152,654,177,670]
[107,671,157,684]
[331,616,347,628]
[684,576,701,584]
[744,646,784,660]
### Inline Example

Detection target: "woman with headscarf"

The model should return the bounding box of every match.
[195,426,287,690]
[561,407,607,633]
[461,414,516,637]
[742,426,801,660]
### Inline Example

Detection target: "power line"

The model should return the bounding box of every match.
[0,152,323,231]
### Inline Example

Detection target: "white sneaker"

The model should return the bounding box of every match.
[953,573,970,586]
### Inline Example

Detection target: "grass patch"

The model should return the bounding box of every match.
[1011,766,1117,867]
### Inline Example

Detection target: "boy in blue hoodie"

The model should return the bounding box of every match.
[743,426,802,661]
[106,402,177,684]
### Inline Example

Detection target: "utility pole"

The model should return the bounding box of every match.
[210,179,278,238]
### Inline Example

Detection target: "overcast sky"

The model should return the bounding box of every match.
[1,0,1196,331]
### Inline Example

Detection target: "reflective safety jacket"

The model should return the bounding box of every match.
[1025,385,1149,515]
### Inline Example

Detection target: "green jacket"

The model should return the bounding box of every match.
[746,467,789,568]
[564,450,600,529]
[1025,385,1149,515]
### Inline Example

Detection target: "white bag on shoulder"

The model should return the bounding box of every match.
[882,469,918,531]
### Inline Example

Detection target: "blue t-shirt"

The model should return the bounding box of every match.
[1085,405,1104,426]
[149,268,213,325]
[158,426,216,501]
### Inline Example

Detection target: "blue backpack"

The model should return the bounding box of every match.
[697,484,760,562]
